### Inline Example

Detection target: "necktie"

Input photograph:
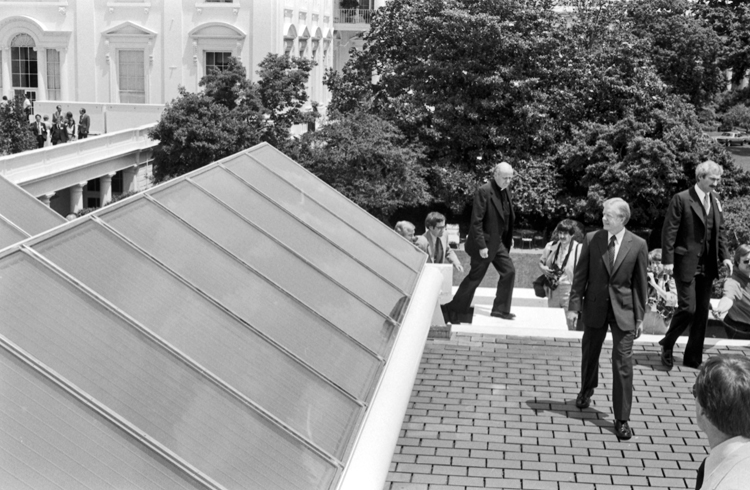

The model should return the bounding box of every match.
[608,236,617,270]
[703,193,710,216]
[695,458,705,490]
[434,237,443,264]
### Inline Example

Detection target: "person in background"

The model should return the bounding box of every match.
[539,219,582,330]
[442,162,516,322]
[29,114,48,149]
[395,221,417,244]
[660,160,732,370]
[647,248,677,319]
[65,111,77,141]
[22,92,32,118]
[52,105,63,125]
[415,212,464,273]
[78,108,90,139]
[692,354,750,489]
[711,244,750,340]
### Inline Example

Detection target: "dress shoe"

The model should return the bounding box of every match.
[660,345,674,368]
[575,388,594,409]
[615,420,633,440]
[440,304,459,324]
[683,359,702,369]
[490,311,516,320]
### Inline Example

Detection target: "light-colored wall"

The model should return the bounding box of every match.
[0,0,333,108]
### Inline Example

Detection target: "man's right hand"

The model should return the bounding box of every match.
[479,248,489,259]
[567,311,579,324]
[663,264,674,274]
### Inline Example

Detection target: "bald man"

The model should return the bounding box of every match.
[442,162,516,322]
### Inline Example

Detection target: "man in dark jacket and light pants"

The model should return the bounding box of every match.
[568,198,648,441]
[441,162,516,323]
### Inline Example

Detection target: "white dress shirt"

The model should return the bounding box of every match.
[694,184,711,215]
[702,436,750,489]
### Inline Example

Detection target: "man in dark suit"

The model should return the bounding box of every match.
[659,160,732,370]
[441,162,515,323]
[52,105,63,125]
[30,114,48,148]
[78,108,90,139]
[568,198,648,440]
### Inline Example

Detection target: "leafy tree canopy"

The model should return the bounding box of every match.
[0,96,36,156]
[150,54,315,182]
[324,0,750,229]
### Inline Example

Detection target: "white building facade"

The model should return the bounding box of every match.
[0,0,334,109]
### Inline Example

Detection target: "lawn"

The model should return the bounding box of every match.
[726,146,750,172]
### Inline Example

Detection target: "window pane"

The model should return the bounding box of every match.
[0,348,213,490]
[0,176,66,235]
[119,50,145,104]
[11,46,38,88]
[246,146,426,271]
[32,221,361,459]
[46,49,61,100]
[205,51,231,75]
[188,167,409,321]
[0,218,28,250]
[0,251,337,489]
[220,157,418,293]
[148,181,397,354]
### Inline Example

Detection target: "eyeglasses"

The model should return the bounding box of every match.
[742,259,750,265]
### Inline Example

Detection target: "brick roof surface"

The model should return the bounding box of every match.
[386,334,750,490]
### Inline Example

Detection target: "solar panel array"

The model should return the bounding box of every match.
[0,144,426,489]
[0,173,66,250]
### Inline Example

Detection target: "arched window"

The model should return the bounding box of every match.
[11,33,37,88]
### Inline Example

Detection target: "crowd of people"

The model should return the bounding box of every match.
[2,94,91,148]
[397,159,750,453]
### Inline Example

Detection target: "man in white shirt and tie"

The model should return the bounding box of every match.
[692,354,750,489]
[415,212,464,273]
[568,198,648,440]
[659,161,732,370]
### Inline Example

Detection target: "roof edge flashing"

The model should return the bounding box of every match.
[336,266,442,490]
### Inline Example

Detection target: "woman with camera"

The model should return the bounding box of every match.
[712,244,750,340]
[539,219,583,330]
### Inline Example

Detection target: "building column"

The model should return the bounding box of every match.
[1,47,10,95]
[100,172,115,206]
[36,47,47,101]
[70,182,86,214]
[39,191,56,207]
[123,165,139,193]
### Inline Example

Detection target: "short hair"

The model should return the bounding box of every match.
[733,244,750,267]
[695,160,723,180]
[56,105,61,110]
[65,111,73,118]
[694,354,750,438]
[493,161,514,177]
[425,212,446,229]
[80,108,86,114]
[394,221,415,235]
[34,114,41,120]
[603,197,631,226]
[553,219,576,237]
[648,248,663,264]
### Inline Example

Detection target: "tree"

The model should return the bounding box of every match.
[149,54,315,182]
[0,96,36,156]
[290,110,430,220]
[721,103,750,130]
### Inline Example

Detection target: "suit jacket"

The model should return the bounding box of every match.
[29,121,47,138]
[415,232,460,267]
[52,111,63,125]
[569,229,648,331]
[464,180,515,259]
[661,187,729,282]
[79,114,90,135]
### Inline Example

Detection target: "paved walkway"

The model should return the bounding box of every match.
[385,331,750,490]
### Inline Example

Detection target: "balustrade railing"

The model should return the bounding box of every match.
[334,8,373,24]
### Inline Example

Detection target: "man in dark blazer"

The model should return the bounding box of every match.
[78,108,90,139]
[659,160,732,370]
[29,114,48,149]
[568,198,648,440]
[441,162,515,323]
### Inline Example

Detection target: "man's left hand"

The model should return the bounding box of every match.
[723,259,733,276]
[634,321,643,340]
[454,263,464,274]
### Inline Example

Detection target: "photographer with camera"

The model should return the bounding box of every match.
[539,219,583,330]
